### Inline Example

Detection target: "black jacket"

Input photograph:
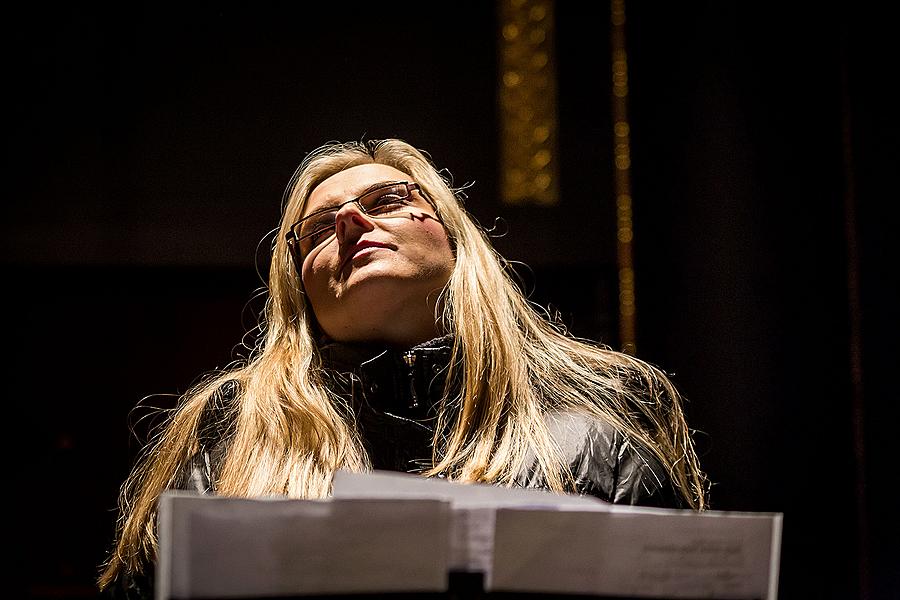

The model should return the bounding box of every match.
[178,335,682,505]
[108,335,682,599]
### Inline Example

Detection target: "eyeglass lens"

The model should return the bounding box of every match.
[296,182,416,248]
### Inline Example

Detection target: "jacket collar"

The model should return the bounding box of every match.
[318,334,456,419]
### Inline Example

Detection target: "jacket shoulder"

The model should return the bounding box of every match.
[543,410,684,508]
[172,379,240,493]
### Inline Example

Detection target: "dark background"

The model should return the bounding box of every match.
[8,2,896,599]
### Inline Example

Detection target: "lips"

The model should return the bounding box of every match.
[339,240,395,271]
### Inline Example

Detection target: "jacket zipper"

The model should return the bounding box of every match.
[403,350,419,409]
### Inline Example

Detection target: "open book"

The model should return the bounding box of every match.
[157,469,782,599]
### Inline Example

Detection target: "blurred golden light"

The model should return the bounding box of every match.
[498,0,559,205]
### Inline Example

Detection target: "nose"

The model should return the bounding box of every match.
[334,201,375,246]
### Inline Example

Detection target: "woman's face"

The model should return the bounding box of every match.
[299,164,455,346]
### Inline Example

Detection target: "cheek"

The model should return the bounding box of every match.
[300,251,335,302]
[401,240,454,287]
[420,223,455,269]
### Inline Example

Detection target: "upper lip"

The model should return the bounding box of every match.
[339,239,395,270]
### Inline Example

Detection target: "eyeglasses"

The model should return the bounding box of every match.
[285,181,434,261]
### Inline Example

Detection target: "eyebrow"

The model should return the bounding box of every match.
[305,180,406,216]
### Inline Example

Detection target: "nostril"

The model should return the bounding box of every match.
[335,210,371,245]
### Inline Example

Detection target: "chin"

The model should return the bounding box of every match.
[317,273,449,343]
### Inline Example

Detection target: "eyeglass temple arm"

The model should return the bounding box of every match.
[286,235,304,278]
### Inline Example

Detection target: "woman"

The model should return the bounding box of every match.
[99,138,708,597]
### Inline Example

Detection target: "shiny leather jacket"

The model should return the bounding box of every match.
[178,335,682,506]
[109,336,682,599]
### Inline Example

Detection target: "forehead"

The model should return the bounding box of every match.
[304,164,412,215]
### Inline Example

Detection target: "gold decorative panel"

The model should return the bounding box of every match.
[498,0,560,205]
[610,0,637,353]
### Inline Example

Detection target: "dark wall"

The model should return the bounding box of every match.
[9,2,895,599]
[627,3,897,599]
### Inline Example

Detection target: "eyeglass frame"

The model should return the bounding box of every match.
[284,180,440,275]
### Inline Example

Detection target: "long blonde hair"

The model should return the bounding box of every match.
[99,138,707,588]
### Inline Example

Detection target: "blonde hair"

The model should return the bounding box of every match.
[99,139,707,589]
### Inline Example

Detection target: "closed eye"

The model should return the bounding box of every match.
[367,193,411,214]
[297,221,337,252]
[301,213,337,237]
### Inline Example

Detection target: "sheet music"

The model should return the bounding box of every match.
[157,491,450,599]
[332,469,607,573]
[157,471,782,599]
[491,505,782,599]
